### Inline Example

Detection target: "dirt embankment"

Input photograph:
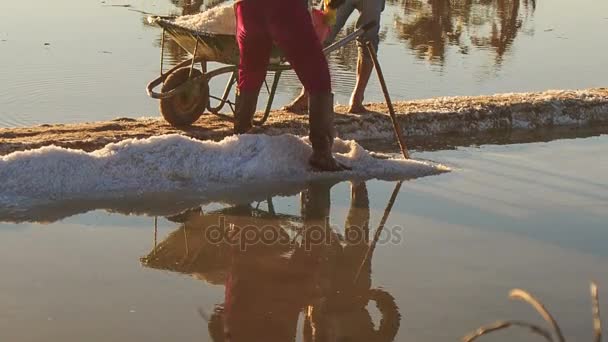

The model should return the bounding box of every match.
[1,88,607,156]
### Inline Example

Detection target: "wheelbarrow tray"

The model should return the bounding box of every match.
[149,16,283,65]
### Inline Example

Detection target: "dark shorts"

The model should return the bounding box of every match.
[325,0,385,51]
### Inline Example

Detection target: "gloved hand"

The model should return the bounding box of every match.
[327,0,345,9]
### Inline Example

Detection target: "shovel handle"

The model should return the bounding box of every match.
[366,42,410,159]
[323,21,377,55]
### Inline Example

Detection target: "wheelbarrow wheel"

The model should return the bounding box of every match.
[160,67,208,126]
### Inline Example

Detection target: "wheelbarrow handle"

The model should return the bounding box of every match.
[147,59,239,100]
[323,20,378,55]
[147,58,195,99]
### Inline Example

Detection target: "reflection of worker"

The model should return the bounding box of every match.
[218,243,318,342]
[234,0,347,171]
[210,182,338,342]
[304,181,401,342]
[159,182,401,341]
[285,0,384,114]
[206,180,346,342]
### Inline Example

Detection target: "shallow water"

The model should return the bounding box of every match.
[1,0,607,127]
[1,135,606,341]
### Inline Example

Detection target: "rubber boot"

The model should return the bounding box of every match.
[308,92,348,172]
[349,46,374,114]
[233,89,259,134]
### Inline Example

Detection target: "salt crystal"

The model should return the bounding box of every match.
[173,4,236,35]
[0,134,448,207]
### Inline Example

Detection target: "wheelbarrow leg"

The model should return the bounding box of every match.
[208,70,237,114]
[254,70,282,126]
[160,29,166,76]
[188,39,200,79]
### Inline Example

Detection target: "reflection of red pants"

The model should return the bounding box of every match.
[235,0,331,94]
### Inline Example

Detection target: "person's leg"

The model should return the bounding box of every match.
[283,0,356,113]
[282,88,309,113]
[234,0,273,133]
[348,43,374,113]
[265,0,346,171]
[324,0,356,46]
[349,0,383,113]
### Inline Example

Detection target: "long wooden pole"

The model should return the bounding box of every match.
[366,42,410,159]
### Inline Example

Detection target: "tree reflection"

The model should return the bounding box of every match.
[168,0,205,15]
[152,0,536,71]
[393,0,536,65]
[168,0,227,14]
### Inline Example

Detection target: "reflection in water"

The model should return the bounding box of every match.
[169,0,205,15]
[141,181,401,341]
[303,182,401,342]
[168,0,229,14]
[393,0,536,64]
[145,0,538,106]
[155,0,536,69]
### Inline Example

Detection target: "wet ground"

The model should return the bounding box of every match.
[2,88,606,156]
[1,135,607,341]
[1,0,608,126]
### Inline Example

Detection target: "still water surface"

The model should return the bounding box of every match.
[1,0,607,126]
[1,135,607,341]
[1,1,607,340]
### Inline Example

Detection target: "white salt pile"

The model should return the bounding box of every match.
[173,4,236,35]
[0,134,448,207]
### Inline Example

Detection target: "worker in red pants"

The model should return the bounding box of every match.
[234,0,346,172]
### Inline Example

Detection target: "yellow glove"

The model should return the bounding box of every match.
[323,0,337,25]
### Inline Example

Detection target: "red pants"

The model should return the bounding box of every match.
[235,0,332,94]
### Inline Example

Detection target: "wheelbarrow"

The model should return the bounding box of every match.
[146,16,378,127]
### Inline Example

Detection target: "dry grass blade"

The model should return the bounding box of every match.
[462,320,554,342]
[591,282,602,342]
[509,289,566,342]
